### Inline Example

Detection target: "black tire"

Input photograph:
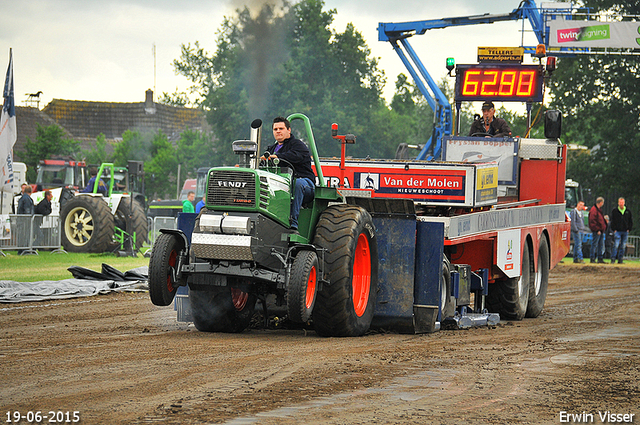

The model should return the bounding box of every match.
[189,285,256,333]
[487,240,532,320]
[287,250,319,323]
[441,257,455,319]
[312,205,378,337]
[148,233,182,306]
[112,197,149,250]
[526,234,550,318]
[60,195,115,253]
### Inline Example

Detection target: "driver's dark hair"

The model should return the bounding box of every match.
[273,116,291,129]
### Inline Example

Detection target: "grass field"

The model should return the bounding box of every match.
[0,251,150,282]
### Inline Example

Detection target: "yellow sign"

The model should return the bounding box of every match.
[477,47,524,63]
[475,165,498,203]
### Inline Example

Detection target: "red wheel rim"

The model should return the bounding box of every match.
[352,233,371,317]
[231,288,249,311]
[166,249,177,293]
[305,266,317,309]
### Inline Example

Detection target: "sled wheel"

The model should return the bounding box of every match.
[487,240,532,320]
[60,195,115,253]
[526,234,550,318]
[148,232,182,306]
[440,257,455,319]
[312,204,378,337]
[189,285,256,333]
[287,250,319,323]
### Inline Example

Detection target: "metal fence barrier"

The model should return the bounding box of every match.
[144,216,178,256]
[0,214,64,256]
[626,235,639,260]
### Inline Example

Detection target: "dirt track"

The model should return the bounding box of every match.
[1,263,639,424]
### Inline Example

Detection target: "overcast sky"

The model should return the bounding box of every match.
[1,0,540,113]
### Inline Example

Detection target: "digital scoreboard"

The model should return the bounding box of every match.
[454,64,544,103]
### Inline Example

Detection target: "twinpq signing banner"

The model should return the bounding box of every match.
[549,20,640,49]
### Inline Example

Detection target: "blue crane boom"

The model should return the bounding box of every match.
[377,0,550,160]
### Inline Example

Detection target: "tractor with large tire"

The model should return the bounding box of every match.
[148,114,378,337]
[60,162,148,254]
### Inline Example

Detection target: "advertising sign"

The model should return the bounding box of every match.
[549,20,640,49]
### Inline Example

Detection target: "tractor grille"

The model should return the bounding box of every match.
[208,170,256,207]
[259,176,269,209]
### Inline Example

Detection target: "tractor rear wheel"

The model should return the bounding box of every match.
[189,285,256,333]
[148,232,182,306]
[526,234,550,318]
[60,195,115,253]
[312,205,378,337]
[112,198,148,250]
[287,250,318,323]
[487,241,532,320]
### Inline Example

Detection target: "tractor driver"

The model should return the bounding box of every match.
[82,167,108,196]
[262,116,316,232]
[468,101,512,138]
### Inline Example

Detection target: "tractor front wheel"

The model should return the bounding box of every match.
[287,250,318,323]
[312,205,377,337]
[148,232,182,306]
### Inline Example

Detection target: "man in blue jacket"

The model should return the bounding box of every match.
[262,116,316,232]
[570,200,588,263]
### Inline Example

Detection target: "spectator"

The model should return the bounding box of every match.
[34,190,53,216]
[610,197,633,264]
[570,200,588,263]
[182,191,195,213]
[17,185,34,215]
[195,195,206,213]
[588,197,607,263]
[604,215,615,260]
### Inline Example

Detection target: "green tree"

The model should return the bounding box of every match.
[81,133,109,165]
[111,130,151,167]
[144,131,179,199]
[175,128,216,178]
[22,123,80,182]
[172,0,386,161]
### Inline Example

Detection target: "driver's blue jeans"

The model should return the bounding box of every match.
[291,178,315,229]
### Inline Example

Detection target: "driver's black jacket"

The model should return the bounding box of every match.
[265,135,316,182]
[468,117,512,137]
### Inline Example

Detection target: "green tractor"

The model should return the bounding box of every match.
[148,114,378,336]
[60,162,148,253]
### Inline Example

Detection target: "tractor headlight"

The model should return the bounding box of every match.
[199,214,251,235]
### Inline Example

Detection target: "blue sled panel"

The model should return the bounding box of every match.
[414,220,444,322]
[175,212,198,315]
[370,215,417,333]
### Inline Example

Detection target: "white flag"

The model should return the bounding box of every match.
[0,48,16,195]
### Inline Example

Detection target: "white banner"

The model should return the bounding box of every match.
[0,49,16,196]
[549,20,640,49]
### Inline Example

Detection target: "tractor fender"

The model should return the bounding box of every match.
[159,228,189,251]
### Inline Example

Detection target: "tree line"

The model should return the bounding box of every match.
[23,0,639,232]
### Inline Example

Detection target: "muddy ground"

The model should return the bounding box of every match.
[1,263,639,425]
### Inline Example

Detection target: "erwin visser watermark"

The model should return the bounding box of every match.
[559,411,635,423]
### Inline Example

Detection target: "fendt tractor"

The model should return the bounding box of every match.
[148,109,569,336]
[148,0,576,336]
